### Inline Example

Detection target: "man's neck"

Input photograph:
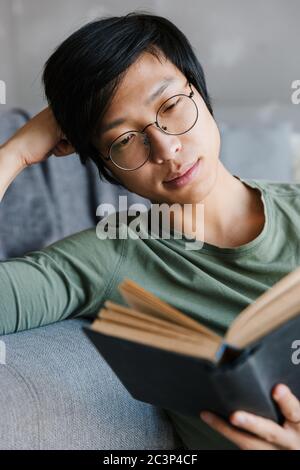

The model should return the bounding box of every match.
[171,164,265,248]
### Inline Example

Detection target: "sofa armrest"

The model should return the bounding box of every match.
[0,319,180,450]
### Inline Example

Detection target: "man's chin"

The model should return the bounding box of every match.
[156,188,205,206]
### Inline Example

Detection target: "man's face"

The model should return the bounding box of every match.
[96,51,221,205]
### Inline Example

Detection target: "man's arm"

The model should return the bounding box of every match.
[0,227,120,335]
[0,106,75,200]
[0,108,117,335]
[0,143,26,203]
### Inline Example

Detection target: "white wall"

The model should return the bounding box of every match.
[0,0,299,128]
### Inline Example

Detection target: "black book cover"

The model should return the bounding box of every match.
[83,314,300,423]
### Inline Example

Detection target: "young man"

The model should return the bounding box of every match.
[0,12,300,450]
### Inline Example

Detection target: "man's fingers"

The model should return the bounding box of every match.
[230,411,291,448]
[200,412,277,450]
[273,384,300,424]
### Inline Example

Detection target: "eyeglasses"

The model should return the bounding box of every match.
[98,82,199,171]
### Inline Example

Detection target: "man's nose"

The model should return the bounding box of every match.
[144,124,182,164]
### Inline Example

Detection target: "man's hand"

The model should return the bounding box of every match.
[3,106,75,168]
[200,384,300,450]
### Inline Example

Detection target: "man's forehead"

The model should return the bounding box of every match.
[112,52,181,100]
[127,49,177,78]
[118,75,178,106]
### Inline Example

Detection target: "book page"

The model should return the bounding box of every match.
[119,278,220,340]
[103,301,206,340]
[91,317,221,362]
[226,267,300,347]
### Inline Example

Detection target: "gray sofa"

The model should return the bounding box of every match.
[0,109,181,450]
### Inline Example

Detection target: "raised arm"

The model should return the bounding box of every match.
[0,142,25,203]
[0,106,74,202]
[0,108,123,335]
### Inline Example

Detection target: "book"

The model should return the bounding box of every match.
[83,268,300,424]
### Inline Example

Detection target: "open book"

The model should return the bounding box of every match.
[84,268,300,423]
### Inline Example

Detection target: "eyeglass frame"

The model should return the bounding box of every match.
[98,81,199,171]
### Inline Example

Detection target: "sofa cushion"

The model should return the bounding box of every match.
[0,319,181,450]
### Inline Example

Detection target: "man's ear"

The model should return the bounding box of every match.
[52,138,76,157]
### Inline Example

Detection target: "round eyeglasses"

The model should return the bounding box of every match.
[99,82,199,171]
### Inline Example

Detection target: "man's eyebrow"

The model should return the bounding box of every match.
[100,77,176,135]
[145,76,176,105]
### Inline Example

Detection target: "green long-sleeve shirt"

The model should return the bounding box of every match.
[1,176,300,449]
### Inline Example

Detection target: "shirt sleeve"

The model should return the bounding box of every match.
[0,228,126,335]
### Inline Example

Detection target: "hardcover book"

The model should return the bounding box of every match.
[84,268,300,423]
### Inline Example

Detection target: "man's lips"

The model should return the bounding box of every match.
[163,158,201,189]
[164,160,198,182]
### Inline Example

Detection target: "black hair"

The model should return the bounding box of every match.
[42,10,214,186]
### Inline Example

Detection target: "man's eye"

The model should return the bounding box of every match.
[162,98,181,113]
[115,133,135,149]
[120,134,133,145]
